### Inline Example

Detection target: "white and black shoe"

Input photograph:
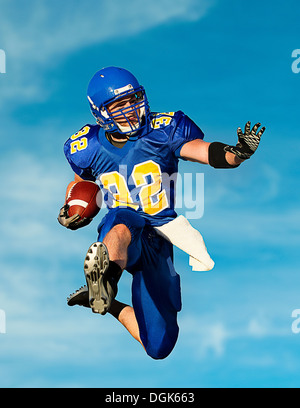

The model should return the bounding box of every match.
[67,286,89,308]
[83,242,122,315]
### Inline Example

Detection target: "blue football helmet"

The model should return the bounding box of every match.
[87,66,150,136]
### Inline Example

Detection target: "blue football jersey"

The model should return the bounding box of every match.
[64,111,204,226]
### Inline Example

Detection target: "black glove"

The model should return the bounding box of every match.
[57,204,92,230]
[224,121,265,160]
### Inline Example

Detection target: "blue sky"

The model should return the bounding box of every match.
[0,0,300,388]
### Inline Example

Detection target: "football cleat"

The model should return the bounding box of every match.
[67,286,89,308]
[83,242,122,315]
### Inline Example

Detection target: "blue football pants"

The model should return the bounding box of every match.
[97,208,182,360]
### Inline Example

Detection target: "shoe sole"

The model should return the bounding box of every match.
[84,242,110,315]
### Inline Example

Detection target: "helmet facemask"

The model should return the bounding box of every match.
[89,85,149,137]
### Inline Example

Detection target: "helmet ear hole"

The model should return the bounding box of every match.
[135,91,143,100]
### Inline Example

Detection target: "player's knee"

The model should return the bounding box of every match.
[100,208,145,244]
[110,223,131,244]
[112,208,145,243]
[146,343,176,360]
[144,328,179,360]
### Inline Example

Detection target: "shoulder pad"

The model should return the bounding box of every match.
[150,112,176,130]
[64,124,100,167]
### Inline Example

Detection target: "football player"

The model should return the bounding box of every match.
[58,66,265,359]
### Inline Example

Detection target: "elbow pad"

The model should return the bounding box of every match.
[208,142,239,169]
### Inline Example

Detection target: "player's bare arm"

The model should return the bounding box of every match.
[179,121,265,167]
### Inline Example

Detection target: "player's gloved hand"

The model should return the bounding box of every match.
[224,121,265,160]
[57,204,92,230]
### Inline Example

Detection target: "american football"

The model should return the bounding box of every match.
[66,181,101,219]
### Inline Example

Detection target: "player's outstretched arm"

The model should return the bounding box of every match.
[179,121,265,168]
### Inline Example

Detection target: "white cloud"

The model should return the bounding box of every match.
[179,312,290,361]
[181,158,300,253]
[203,161,282,206]
[0,0,216,105]
[0,152,88,314]
[0,0,215,59]
[247,318,269,338]
[179,315,230,358]
[0,151,143,384]
[199,322,230,357]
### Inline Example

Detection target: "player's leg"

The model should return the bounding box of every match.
[102,224,131,270]
[97,207,145,270]
[67,288,144,348]
[68,208,146,343]
[129,228,182,360]
[69,210,183,358]
[109,300,143,345]
[85,207,145,315]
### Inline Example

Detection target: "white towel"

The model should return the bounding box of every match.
[154,215,215,272]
